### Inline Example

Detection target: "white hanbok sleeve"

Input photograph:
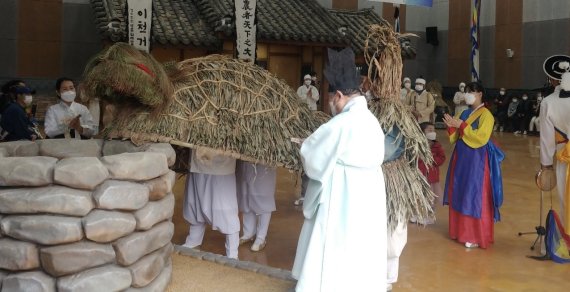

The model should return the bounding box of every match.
[297,86,305,100]
[539,100,555,166]
[78,105,96,137]
[453,92,463,105]
[44,106,60,138]
[300,119,345,218]
[309,87,319,102]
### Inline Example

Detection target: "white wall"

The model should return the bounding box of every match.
[318,0,332,9]
[479,0,496,27]
[523,0,570,22]
[405,0,448,32]
[358,0,384,16]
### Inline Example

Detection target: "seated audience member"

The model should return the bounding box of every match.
[494,88,509,132]
[507,95,520,133]
[529,92,542,135]
[518,93,532,135]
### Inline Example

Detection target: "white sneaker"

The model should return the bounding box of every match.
[182,243,200,250]
[465,242,479,248]
[499,126,504,132]
[294,197,304,206]
[239,236,254,245]
[514,131,521,135]
[250,238,266,252]
[419,217,436,225]
[409,216,417,223]
[523,131,527,135]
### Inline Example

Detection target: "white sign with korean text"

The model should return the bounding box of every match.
[127,0,152,52]
[235,0,257,63]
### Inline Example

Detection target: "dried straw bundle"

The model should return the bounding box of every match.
[383,157,435,229]
[84,44,328,170]
[83,43,173,112]
[364,24,436,227]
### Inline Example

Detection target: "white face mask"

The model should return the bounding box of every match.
[329,101,337,116]
[426,132,437,141]
[415,84,424,92]
[500,91,505,96]
[404,82,411,89]
[459,87,465,93]
[304,80,312,86]
[512,98,518,102]
[465,93,476,105]
[24,95,33,105]
[537,96,543,102]
[522,95,528,100]
[61,91,76,103]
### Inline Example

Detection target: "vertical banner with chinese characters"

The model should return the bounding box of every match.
[235,0,257,63]
[127,0,152,52]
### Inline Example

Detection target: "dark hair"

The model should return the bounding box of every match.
[55,77,74,91]
[465,81,491,102]
[339,88,361,96]
[1,80,25,94]
[419,122,434,132]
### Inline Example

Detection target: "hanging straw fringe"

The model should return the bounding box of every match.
[84,43,328,171]
[363,24,436,229]
[383,158,436,230]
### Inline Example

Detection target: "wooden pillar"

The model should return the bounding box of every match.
[18,0,62,78]
[494,0,522,89]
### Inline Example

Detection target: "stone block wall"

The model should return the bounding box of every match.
[0,140,177,292]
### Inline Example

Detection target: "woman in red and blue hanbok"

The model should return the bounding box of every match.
[443,82,505,249]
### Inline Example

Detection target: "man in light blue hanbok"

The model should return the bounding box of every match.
[292,48,387,292]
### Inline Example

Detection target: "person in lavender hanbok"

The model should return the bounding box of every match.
[292,48,387,292]
[236,160,276,252]
[183,148,240,259]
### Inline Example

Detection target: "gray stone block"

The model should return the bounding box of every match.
[40,241,116,277]
[128,243,172,288]
[0,148,8,158]
[101,152,169,181]
[57,265,132,292]
[1,271,55,292]
[143,143,176,167]
[102,140,143,156]
[0,270,6,289]
[125,259,172,292]
[1,215,83,245]
[0,238,39,271]
[0,186,93,216]
[54,157,109,190]
[134,194,175,231]
[0,157,57,187]
[83,210,136,243]
[38,139,102,159]
[145,171,176,201]
[112,221,174,266]
[93,180,149,211]
[0,141,39,157]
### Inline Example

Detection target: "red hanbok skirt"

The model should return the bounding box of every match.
[447,153,494,248]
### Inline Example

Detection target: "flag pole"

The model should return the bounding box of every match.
[470,0,481,82]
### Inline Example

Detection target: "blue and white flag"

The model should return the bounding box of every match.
[369,0,432,8]
[470,0,481,82]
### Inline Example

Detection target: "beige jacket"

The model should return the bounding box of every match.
[406,90,435,123]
